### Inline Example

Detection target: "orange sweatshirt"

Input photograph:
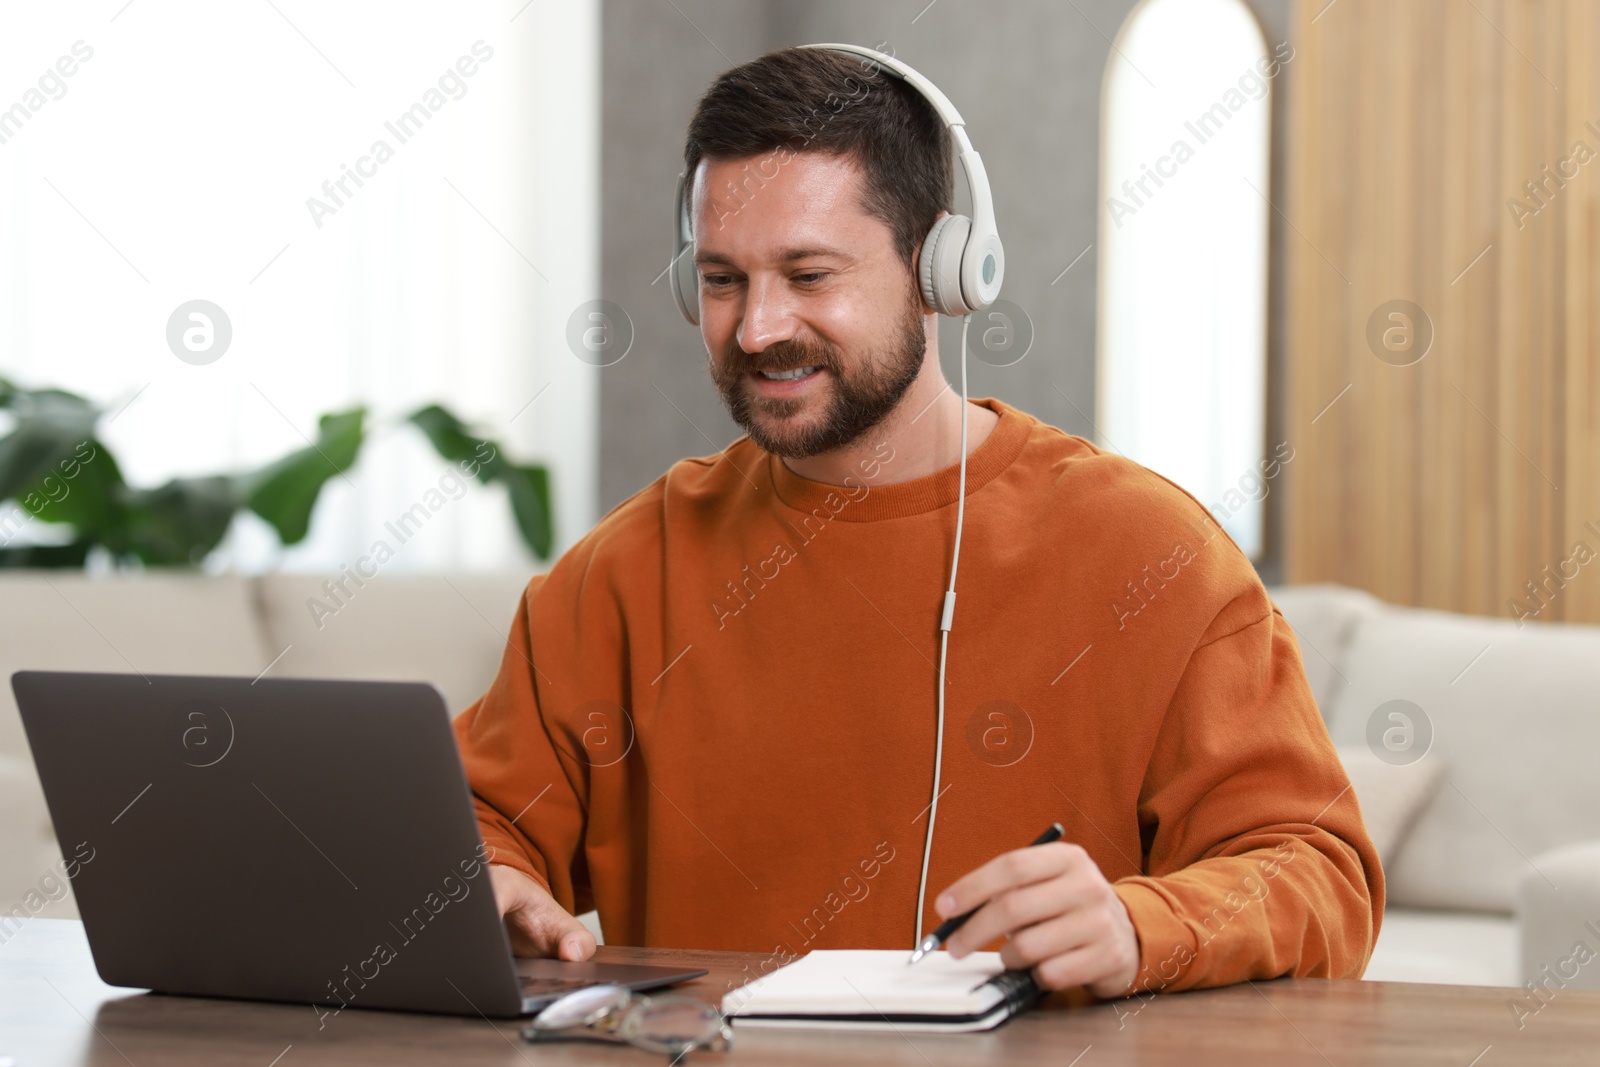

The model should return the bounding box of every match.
[453,398,1383,995]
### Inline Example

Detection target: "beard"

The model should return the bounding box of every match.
[710,283,927,459]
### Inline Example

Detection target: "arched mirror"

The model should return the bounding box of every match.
[1097,0,1276,558]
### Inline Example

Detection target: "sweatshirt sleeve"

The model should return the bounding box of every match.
[1109,593,1385,995]
[452,574,592,912]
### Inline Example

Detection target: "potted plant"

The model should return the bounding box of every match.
[0,375,552,568]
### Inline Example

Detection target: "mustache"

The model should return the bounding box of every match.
[720,339,841,376]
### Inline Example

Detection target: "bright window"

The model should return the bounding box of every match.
[0,2,600,572]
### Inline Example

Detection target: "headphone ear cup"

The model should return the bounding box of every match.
[671,239,699,325]
[670,171,700,325]
[918,213,974,317]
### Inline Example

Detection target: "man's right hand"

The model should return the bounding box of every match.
[487,864,597,962]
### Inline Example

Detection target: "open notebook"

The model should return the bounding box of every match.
[720,950,1046,1033]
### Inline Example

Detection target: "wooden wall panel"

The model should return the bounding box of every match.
[1285,0,1600,624]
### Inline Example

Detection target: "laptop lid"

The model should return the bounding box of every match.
[12,670,702,1018]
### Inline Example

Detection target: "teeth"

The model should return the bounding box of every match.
[758,367,817,381]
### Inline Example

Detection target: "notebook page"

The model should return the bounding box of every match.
[723,950,1007,1017]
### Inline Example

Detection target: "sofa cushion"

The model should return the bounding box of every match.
[1265,583,1382,718]
[0,572,272,922]
[1335,744,1444,865]
[254,572,532,714]
[1364,906,1518,986]
[1325,605,1600,913]
[0,572,272,759]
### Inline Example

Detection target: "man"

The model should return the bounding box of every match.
[457,45,1382,1001]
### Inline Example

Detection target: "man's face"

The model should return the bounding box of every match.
[691,151,930,459]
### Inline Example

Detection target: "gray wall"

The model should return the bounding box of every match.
[599,0,1290,581]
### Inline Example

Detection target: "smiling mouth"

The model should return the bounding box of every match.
[755,366,819,381]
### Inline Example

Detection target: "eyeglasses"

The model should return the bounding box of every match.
[519,983,734,1058]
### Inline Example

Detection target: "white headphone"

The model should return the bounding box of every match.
[671,44,1005,951]
[670,42,1005,323]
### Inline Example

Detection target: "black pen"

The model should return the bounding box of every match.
[906,823,1066,966]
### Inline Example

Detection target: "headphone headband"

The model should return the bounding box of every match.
[796,42,969,128]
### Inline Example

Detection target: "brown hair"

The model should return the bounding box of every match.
[682,46,953,271]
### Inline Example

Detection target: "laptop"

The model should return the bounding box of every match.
[11,669,705,1018]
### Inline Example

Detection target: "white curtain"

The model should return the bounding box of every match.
[0,0,599,574]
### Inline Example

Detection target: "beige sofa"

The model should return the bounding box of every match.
[0,571,543,929]
[3,573,1596,989]
[1270,583,1600,989]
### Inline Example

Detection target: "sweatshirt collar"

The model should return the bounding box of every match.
[765,398,1030,522]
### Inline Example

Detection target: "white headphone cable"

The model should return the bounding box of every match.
[913,311,972,947]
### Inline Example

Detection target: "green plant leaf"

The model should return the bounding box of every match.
[405,403,552,559]
[119,476,238,566]
[0,380,96,414]
[405,404,501,482]
[13,439,127,541]
[0,397,101,505]
[0,383,123,561]
[500,463,552,559]
[0,540,94,569]
[234,408,365,545]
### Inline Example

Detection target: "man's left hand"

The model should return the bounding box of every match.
[936,842,1140,998]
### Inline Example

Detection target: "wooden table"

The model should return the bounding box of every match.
[4,919,1596,1065]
